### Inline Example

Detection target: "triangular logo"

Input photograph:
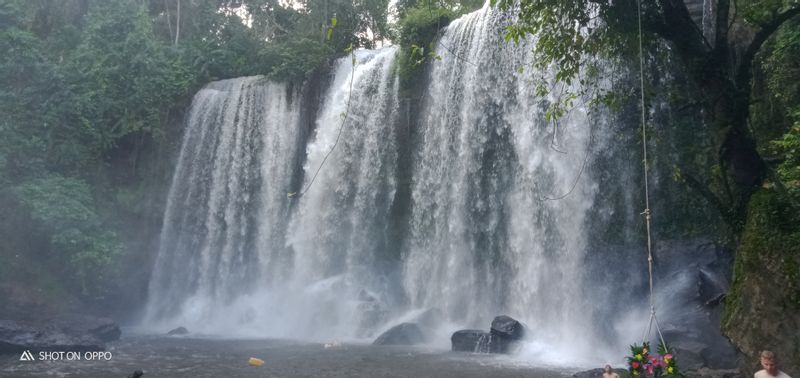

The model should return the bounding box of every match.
[19,350,35,361]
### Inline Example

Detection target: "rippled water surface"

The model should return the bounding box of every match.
[0,335,575,377]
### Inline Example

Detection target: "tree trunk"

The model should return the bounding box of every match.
[652,0,798,231]
[709,82,765,231]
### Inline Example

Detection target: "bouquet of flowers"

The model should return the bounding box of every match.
[626,342,680,377]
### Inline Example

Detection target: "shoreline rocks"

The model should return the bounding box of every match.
[0,317,120,354]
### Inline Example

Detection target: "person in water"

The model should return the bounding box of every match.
[602,364,619,378]
[755,350,792,378]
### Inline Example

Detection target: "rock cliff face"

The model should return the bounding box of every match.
[722,190,800,377]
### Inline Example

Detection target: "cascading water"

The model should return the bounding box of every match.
[145,48,403,339]
[145,3,666,367]
[282,46,402,339]
[145,77,303,326]
[402,4,602,360]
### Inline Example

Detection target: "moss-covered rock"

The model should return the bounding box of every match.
[722,189,800,376]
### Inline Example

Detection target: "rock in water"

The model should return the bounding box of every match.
[490,315,525,340]
[372,323,425,345]
[0,320,105,354]
[167,326,189,336]
[451,329,492,352]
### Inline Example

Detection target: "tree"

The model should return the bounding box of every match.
[493,0,800,231]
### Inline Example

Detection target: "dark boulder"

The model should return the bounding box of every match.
[490,315,526,340]
[661,329,739,371]
[451,329,492,353]
[167,326,189,336]
[0,320,105,354]
[372,322,425,345]
[451,317,526,354]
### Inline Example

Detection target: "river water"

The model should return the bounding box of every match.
[0,335,574,377]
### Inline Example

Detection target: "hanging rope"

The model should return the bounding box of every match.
[289,50,357,199]
[636,0,667,350]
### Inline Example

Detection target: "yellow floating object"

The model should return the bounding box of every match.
[248,357,264,366]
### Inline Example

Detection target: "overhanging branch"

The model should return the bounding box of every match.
[735,5,800,88]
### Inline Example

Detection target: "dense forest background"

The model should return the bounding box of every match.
[0,0,484,317]
[0,0,798,371]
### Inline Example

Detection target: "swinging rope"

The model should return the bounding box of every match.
[289,50,357,199]
[636,0,667,350]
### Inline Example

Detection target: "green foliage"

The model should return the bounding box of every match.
[391,0,483,94]
[265,37,334,82]
[1,0,408,310]
[394,0,482,19]
[740,0,800,26]
[763,20,800,105]
[68,0,194,149]
[752,20,800,199]
[773,113,800,198]
[395,5,453,47]
[12,175,122,299]
[490,0,649,121]
[0,4,90,178]
[393,4,453,93]
[723,189,800,330]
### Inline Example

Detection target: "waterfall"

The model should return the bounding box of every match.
[283,46,402,338]
[403,3,600,352]
[145,77,303,326]
[147,4,617,364]
[145,48,403,339]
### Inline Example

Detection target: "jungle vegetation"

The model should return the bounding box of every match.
[0,0,797,331]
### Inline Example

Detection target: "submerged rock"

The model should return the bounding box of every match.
[167,326,189,336]
[0,320,106,354]
[372,323,425,345]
